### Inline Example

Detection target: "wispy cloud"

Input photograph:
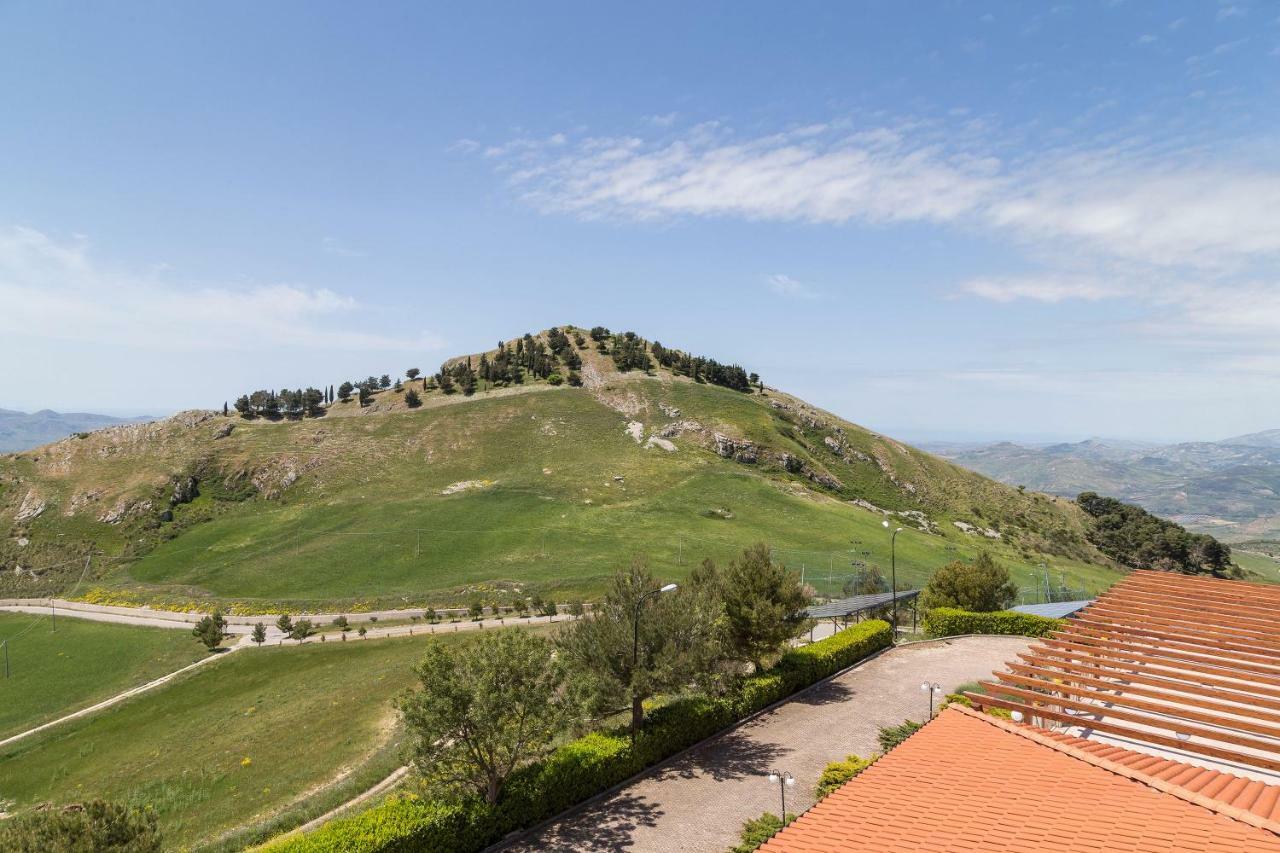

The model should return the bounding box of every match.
[960,275,1122,303]
[479,120,1280,271]
[765,273,819,299]
[322,237,366,258]
[493,122,1000,226]
[0,226,444,352]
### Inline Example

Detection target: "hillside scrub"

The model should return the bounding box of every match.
[1076,491,1237,577]
[262,620,893,853]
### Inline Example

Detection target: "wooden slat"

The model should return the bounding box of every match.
[1092,584,1280,628]
[1050,631,1280,687]
[1123,571,1280,607]
[1037,638,1280,700]
[1069,614,1280,662]
[1023,646,1280,709]
[975,681,1280,755]
[1016,650,1280,714]
[1060,623,1280,675]
[1006,659,1280,725]
[964,692,1280,774]
[1082,602,1280,651]
[990,670,1280,740]
[1086,597,1280,641]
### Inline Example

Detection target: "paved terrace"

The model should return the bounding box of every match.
[499,635,1031,853]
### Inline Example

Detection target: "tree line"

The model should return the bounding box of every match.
[1076,491,1235,577]
[400,542,809,805]
[223,325,763,418]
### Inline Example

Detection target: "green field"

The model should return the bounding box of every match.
[0,613,205,740]
[0,630,484,850]
[1231,548,1280,583]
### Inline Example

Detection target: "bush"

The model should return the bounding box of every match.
[731,812,795,853]
[921,608,1064,638]
[877,720,922,752]
[263,621,892,853]
[0,800,160,852]
[814,754,872,799]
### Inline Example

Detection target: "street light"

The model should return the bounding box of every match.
[882,520,904,634]
[920,681,942,718]
[767,770,796,818]
[631,582,678,740]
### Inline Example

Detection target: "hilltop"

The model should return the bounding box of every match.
[1,326,1126,612]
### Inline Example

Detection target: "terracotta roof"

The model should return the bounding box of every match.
[968,570,1280,777]
[759,705,1280,852]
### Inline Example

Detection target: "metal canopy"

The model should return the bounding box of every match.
[805,588,920,620]
[1010,600,1094,619]
[968,570,1280,778]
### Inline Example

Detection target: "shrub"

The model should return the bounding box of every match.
[921,608,1064,638]
[731,812,795,853]
[877,720,922,752]
[263,620,892,853]
[0,800,160,852]
[814,754,872,799]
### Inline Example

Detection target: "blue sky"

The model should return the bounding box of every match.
[1,1,1277,442]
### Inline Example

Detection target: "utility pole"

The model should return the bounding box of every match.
[415,529,421,559]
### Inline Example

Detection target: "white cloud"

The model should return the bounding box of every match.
[496,124,1000,226]
[765,274,818,299]
[0,226,444,353]
[987,161,1280,269]
[960,275,1122,303]
[478,120,1280,271]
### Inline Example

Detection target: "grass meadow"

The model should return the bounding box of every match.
[0,612,205,740]
[0,629,485,849]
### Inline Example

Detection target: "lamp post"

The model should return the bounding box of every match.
[767,770,795,818]
[882,520,904,634]
[631,582,678,740]
[920,681,942,718]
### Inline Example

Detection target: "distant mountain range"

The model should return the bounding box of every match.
[0,408,154,453]
[924,431,1280,542]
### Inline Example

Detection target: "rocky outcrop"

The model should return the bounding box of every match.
[171,476,199,506]
[212,422,235,440]
[66,489,104,516]
[644,436,677,452]
[14,490,46,522]
[659,403,680,418]
[99,498,152,524]
[658,420,703,438]
[624,421,645,444]
[713,433,758,464]
[775,451,844,491]
[953,520,1001,539]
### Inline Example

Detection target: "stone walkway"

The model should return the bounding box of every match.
[499,635,1030,853]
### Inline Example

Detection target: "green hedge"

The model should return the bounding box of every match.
[921,607,1064,638]
[264,620,892,853]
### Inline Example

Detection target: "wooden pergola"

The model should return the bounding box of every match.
[966,570,1280,776]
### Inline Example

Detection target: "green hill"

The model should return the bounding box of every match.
[1,327,1122,612]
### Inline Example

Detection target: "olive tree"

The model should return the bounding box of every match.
[399,630,572,804]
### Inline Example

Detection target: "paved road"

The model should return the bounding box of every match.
[500,635,1030,853]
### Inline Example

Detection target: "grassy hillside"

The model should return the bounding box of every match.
[0,612,205,739]
[0,630,487,850]
[0,327,1123,611]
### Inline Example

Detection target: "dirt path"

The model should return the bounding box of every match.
[498,635,1031,853]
